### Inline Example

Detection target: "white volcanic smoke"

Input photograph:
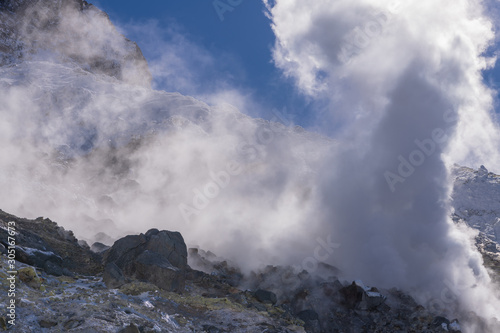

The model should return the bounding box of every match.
[0,59,329,267]
[265,0,500,329]
[0,1,331,270]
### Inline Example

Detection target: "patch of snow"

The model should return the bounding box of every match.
[354,279,366,289]
[449,321,461,331]
[365,291,383,298]
[0,224,17,235]
[161,313,179,329]
[18,246,59,258]
[20,298,35,305]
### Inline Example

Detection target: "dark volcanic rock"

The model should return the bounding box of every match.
[298,309,321,333]
[16,246,64,276]
[340,280,386,310]
[124,250,184,291]
[254,289,278,305]
[188,247,244,287]
[433,316,450,327]
[144,228,187,268]
[0,209,102,275]
[38,319,58,328]
[90,241,110,253]
[104,234,147,265]
[103,262,127,289]
[340,281,365,309]
[202,325,221,333]
[103,229,188,292]
[118,323,140,333]
[297,309,319,322]
[63,318,84,330]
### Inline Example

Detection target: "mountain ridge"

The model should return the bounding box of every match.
[0,0,152,86]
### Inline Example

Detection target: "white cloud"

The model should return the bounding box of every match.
[117,19,268,118]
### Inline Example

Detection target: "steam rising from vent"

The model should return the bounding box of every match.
[0,0,500,330]
[265,0,500,328]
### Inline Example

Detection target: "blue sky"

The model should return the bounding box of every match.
[94,0,500,130]
[94,0,322,129]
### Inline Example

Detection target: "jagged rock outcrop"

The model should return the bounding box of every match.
[254,289,278,305]
[188,247,244,287]
[242,263,467,333]
[340,280,386,310]
[0,211,308,332]
[451,165,500,285]
[0,0,152,86]
[0,209,102,276]
[452,165,500,244]
[103,228,188,292]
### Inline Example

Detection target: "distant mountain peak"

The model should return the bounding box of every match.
[452,165,500,244]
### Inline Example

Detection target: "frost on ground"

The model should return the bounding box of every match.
[2,208,493,333]
[0,255,306,333]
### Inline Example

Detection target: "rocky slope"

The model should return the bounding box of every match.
[0,209,471,333]
[452,165,500,245]
[451,165,500,284]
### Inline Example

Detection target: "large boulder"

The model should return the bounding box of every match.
[340,280,387,310]
[16,246,64,276]
[102,262,127,289]
[103,228,188,292]
[297,309,321,333]
[254,289,278,305]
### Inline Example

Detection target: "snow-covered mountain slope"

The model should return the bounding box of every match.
[0,0,151,86]
[452,165,500,245]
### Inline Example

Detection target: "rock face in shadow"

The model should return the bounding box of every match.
[254,289,278,305]
[0,0,152,87]
[0,209,102,276]
[103,228,188,292]
[340,280,387,310]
